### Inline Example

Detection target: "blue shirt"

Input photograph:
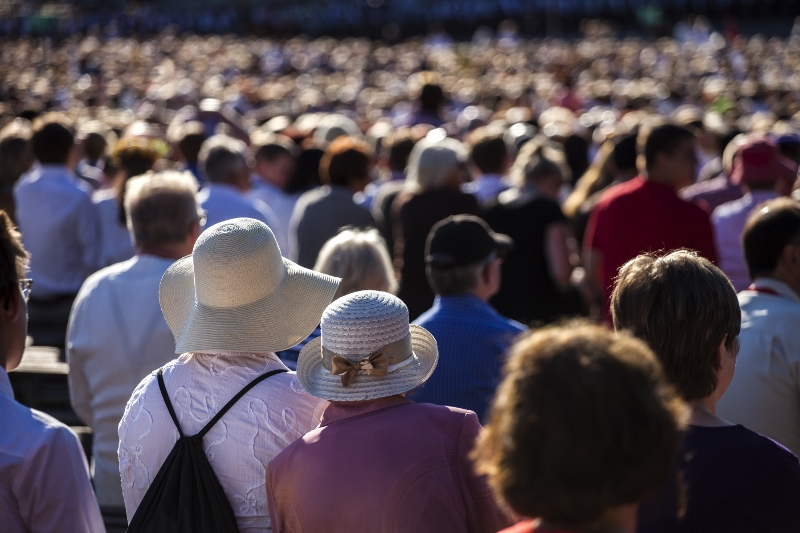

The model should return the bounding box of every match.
[410,294,527,422]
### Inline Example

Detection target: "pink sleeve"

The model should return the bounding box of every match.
[458,412,512,533]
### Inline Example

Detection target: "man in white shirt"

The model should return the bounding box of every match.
[13,114,102,350]
[248,133,299,255]
[196,135,283,246]
[68,171,202,509]
[118,217,340,530]
[718,198,800,457]
[0,210,104,533]
[712,138,796,291]
[461,126,511,206]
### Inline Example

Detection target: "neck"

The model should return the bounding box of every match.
[138,243,191,260]
[766,270,800,299]
[643,173,678,191]
[689,400,730,427]
[537,503,637,533]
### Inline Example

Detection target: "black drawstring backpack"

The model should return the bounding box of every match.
[126,368,288,533]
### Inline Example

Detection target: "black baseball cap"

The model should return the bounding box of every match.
[425,215,514,269]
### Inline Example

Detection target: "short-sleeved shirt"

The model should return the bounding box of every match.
[638,424,800,532]
[584,177,717,306]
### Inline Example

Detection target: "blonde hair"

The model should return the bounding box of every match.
[314,228,398,299]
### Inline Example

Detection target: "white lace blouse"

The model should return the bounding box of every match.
[118,351,327,531]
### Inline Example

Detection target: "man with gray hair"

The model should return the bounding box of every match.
[67,171,203,509]
[409,215,526,422]
[197,134,283,248]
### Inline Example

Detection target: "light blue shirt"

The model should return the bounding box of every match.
[461,174,510,205]
[93,189,136,269]
[0,367,104,532]
[247,179,297,256]
[14,164,102,298]
[198,183,283,250]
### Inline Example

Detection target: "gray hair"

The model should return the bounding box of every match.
[124,170,201,248]
[406,138,466,192]
[198,134,248,184]
[314,227,398,300]
[426,252,495,296]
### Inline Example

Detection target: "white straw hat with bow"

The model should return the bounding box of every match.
[160,217,340,354]
[297,290,438,401]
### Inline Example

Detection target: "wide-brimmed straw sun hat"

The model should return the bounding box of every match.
[160,217,340,354]
[297,290,438,401]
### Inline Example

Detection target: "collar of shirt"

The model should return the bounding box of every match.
[33,164,81,185]
[745,277,800,303]
[192,349,289,366]
[431,293,494,314]
[641,176,680,197]
[324,184,355,198]
[204,182,245,197]
[0,366,14,399]
[319,395,411,427]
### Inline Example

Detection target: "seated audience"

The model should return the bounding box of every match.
[93,137,163,268]
[473,323,686,533]
[118,217,339,530]
[484,141,585,325]
[196,135,281,235]
[0,210,104,532]
[68,171,202,508]
[410,215,526,422]
[13,113,101,350]
[612,249,800,532]
[718,198,800,457]
[712,137,797,291]
[392,137,479,319]
[583,123,717,319]
[289,136,376,267]
[277,227,398,369]
[267,290,511,532]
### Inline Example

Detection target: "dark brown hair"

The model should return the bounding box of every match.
[742,198,800,280]
[319,136,373,187]
[643,123,694,172]
[382,129,416,173]
[467,127,508,175]
[611,250,740,401]
[31,113,75,165]
[474,322,685,526]
[0,211,28,301]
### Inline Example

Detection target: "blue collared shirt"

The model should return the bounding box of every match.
[410,293,527,422]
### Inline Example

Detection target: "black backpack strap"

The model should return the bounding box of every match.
[196,369,288,439]
[157,369,185,438]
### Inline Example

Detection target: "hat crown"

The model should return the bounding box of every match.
[193,218,284,308]
[320,291,410,359]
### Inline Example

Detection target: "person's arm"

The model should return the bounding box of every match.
[66,290,94,427]
[265,464,285,533]
[458,412,512,533]
[16,425,104,533]
[545,222,573,290]
[77,193,102,275]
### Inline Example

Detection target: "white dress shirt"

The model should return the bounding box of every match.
[68,254,178,507]
[712,190,780,292]
[461,174,510,205]
[119,351,327,532]
[13,164,102,298]
[0,367,104,532]
[93,189,136,268]
[198,183,282,244]
[718,278,800,457]
[247,180,297,256]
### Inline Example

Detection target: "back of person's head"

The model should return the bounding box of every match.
[319,136,373,187]
[253,133,300,163]
[31,113,75,165]
[612,132,638,175]
[509,136,566,189]
[314,228,397,300]
[743,197,800,280]
[474,322,685,526]
[112,137,162,180]
[466,127,508,176]
[419,83,444,112]
[124,171,201,249]
[0,119,34,187]
[611,250,740,401]
[642,123,695,172]
[77,120,117,163]
[406,138,466,192]
[0,210,28,302]
[177,121,207,166]
[382,128,417,173]
[198,135,247,184]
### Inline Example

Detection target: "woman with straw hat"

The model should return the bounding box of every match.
[265,290,511,533]
[118,217,340,531]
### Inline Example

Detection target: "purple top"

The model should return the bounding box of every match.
[681,175,744,212]
[266,395,510,533]
[638,424,800,532]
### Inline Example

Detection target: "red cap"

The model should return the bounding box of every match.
[730,138,797,187]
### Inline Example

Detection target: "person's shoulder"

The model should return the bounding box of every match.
[596,178,643,206]
[699,424,800,465]
[5,403,82,450]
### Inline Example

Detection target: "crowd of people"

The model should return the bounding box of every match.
[2,21,800,533]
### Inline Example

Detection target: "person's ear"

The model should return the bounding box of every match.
[3,287,21,324]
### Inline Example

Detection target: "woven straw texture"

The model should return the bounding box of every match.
[160,218,340,354]
[297,291,438,401]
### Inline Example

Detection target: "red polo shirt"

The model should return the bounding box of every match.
[584,176,717,308]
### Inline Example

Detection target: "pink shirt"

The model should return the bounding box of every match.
[266,395,511,533]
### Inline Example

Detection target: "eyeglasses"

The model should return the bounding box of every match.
[19,278,32,302]
[198,210,208,227]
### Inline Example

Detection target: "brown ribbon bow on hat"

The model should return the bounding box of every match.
[330,351,389,387]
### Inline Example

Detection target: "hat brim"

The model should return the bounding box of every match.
[492,232,514,258]
[160,255,340,354]
[296,324,439,401]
